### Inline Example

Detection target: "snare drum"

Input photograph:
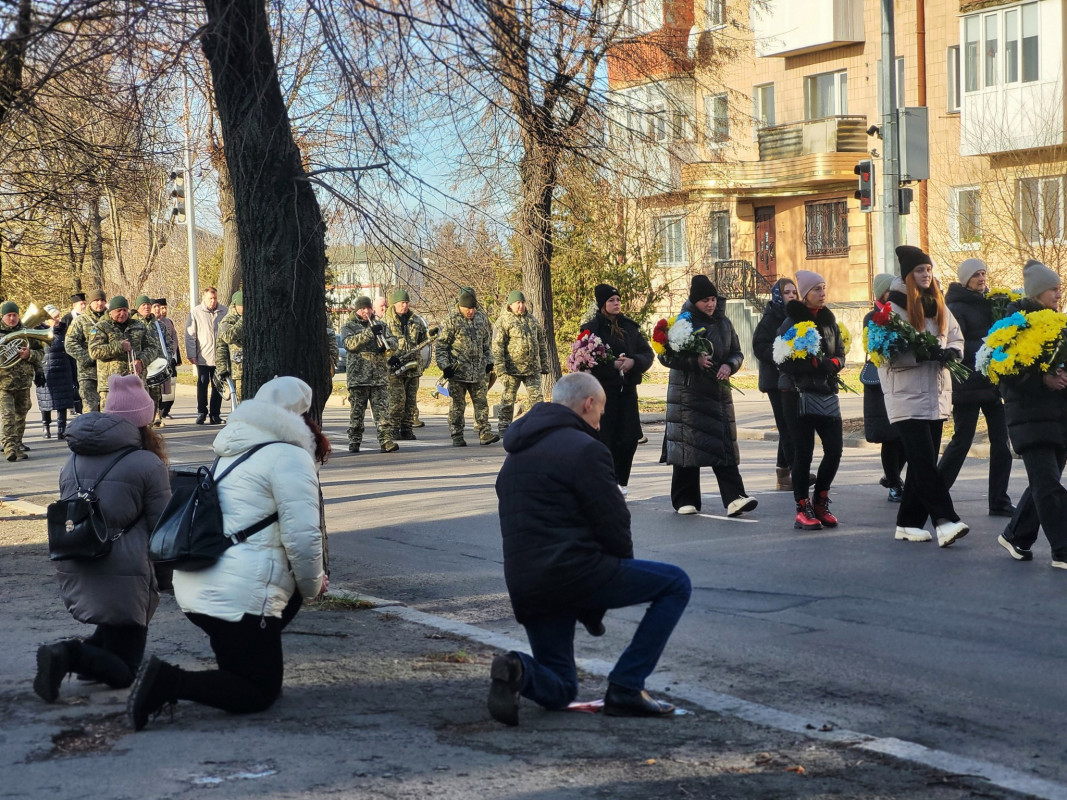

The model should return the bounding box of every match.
[145,357,171,387]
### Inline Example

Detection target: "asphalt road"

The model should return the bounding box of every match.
[4,398,1065,791]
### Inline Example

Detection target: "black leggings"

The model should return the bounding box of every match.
[783,392,843,501]
[68,624,147,688]
[598,385,641,487]
[176,592,302,714]
[892,418,959,527]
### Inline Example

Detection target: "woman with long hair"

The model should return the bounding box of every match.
[775,271,846,530]
[33,374,171,703]
[127,376,327,730]
[752,277,800,490]
[880,246,968,547]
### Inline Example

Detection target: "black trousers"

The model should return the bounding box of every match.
[70,624,148,688]
[176,592,302,715]
[880,440,906,487]
[937,398,1013,511]
[783,392,843,501]
[599,384,641,487]
[892,418,959,527]
[671,464,746,511]
[1003,445,1067,555]
[195,364,223,418]
[766,390,795,469]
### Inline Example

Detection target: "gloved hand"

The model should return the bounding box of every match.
[813,357,840,374]
[33,371,46,388]
[216,370,229,381]
[388,355,403,371]
[486,363,494,375]
[937,347,961,364]
[442,366,455,380]
[370,321,385,336]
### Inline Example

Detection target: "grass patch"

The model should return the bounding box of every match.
[423,650,475,664]
[308,594,375,611]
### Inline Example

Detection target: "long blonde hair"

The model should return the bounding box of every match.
[904,272,947,334]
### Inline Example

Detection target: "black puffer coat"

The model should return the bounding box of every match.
[944,282,998,405]
[659,299,743,468]
[496,402,633,625]
[861,306,898,443]
[775,301,846,394]
[580,312,654,391]
[753,299,789,393]
[36,319,77,412]
[1000,297,1067,454]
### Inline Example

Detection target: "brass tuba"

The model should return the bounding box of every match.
[0,303,54,369]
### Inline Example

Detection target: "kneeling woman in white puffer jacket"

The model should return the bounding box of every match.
[127,376,328,730]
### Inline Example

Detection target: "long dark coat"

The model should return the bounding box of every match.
[55,414,171,627]
[944,282,999,405]
[861,306,898,443]
[659,299,744,468]
[752,299,789,393]
[35,319,77,412]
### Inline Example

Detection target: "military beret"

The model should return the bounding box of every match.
[108,296,129,311]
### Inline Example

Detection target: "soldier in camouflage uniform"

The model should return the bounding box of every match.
[383,288,429,440]
[65,288,108,413]
[88,296,161,410]
[132,294,165,425]
[341,295,399,453]
[435,289,499,447]
[492,290,550,435]
[215,291,244,401]
[0,302,45,461]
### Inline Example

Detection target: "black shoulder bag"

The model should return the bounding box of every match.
[148,441,286,571]
[47,447,139,561]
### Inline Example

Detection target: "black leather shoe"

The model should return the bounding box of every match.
[989,505,1016,518]
[208,416,223,425]
[603,684,675,717]
[195,414,207,425]
[487,652,523,726]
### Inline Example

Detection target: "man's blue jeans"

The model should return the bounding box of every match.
[514,559,691,710]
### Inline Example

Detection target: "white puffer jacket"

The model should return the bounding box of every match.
[173,381,324,622]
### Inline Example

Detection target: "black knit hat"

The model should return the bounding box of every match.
[895,245,932,280]
[595,283,620,309]
[688,274,717,304]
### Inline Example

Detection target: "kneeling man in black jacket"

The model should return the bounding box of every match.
[490,371,691,725]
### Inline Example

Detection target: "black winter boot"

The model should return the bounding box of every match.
[34,641,74,702]
[127,655,181,731]
[42,421,51,439]
[57,411,67,440]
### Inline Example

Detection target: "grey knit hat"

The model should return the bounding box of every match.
[957,258,987,287]
[872,273,895,300]
[1023,259,1060,299]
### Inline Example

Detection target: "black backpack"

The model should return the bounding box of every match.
[47,447,139,561]
[148,441,287,571]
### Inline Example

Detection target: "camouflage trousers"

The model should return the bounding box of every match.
[78,376,100,413]
[348,385,393,447]
[448,379,492,442]
[386,375,419,435]
[498,374,544,432]
[1,386,31,457]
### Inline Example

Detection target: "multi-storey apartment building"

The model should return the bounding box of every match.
[607,0,1067,314]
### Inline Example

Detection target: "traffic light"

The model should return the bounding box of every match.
[899,186,914,215]
[169,170,186,224]
[854,159,875,212]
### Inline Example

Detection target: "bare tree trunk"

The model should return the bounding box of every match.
[89,197,105,290]
[215,153,241,302]
[200,0,330,414]
[0,0,30,125]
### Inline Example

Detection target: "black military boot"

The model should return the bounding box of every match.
[127,656,181,731]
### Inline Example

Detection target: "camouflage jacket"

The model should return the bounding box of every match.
[492,309,549,377]
[88,317,161,385]
[435,306,493,384]
[0,321,44,391]
[384,307,430,377]
[215,310,244,381]
[341,315,397,387]
[65,308,105,379]
[327,325,339,371]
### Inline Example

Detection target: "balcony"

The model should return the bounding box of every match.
[757,116,868,161]
[753,0,864,58]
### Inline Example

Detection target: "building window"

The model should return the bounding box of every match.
[950,187,981,249]
[706,0,725,27]
[947,46,961,112]
[649,101,668,142]
[655,216,687,265]
[624,0,643,30]
[963,2,1039,93]
[1018,177,1064,244]
[705,93,729,145]
[708,211,730,261]
[754,83,774,131]
[805,200,849,258]
[804,70,847,120]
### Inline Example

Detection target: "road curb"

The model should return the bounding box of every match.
[0,497,48,516]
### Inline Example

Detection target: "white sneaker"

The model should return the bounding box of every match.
[618,485,628,497]
[676,505,698,515]
[727,496,758,517]
[894,526,932,542]
[936,520,969,548]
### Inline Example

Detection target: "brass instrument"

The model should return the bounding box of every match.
[0,303,53,369]
[389,326,439,376]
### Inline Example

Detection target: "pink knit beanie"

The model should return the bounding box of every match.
[105,373,155,428]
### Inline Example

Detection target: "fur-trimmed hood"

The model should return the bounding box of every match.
[212,398,315,459]
[784,299,836,326]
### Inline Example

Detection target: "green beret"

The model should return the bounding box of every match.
[458,290,477,309]
[231,290,243,305]
[507,290,525,305]
[1,300,18,315]
[391,288,410,304]
[133,294,152,308]
[355,295,373,310]
[108,296,129,311]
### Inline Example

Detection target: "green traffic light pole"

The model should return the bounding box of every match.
[880,0,901,276]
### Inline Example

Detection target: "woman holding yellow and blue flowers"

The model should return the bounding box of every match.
[773,270,846,531]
